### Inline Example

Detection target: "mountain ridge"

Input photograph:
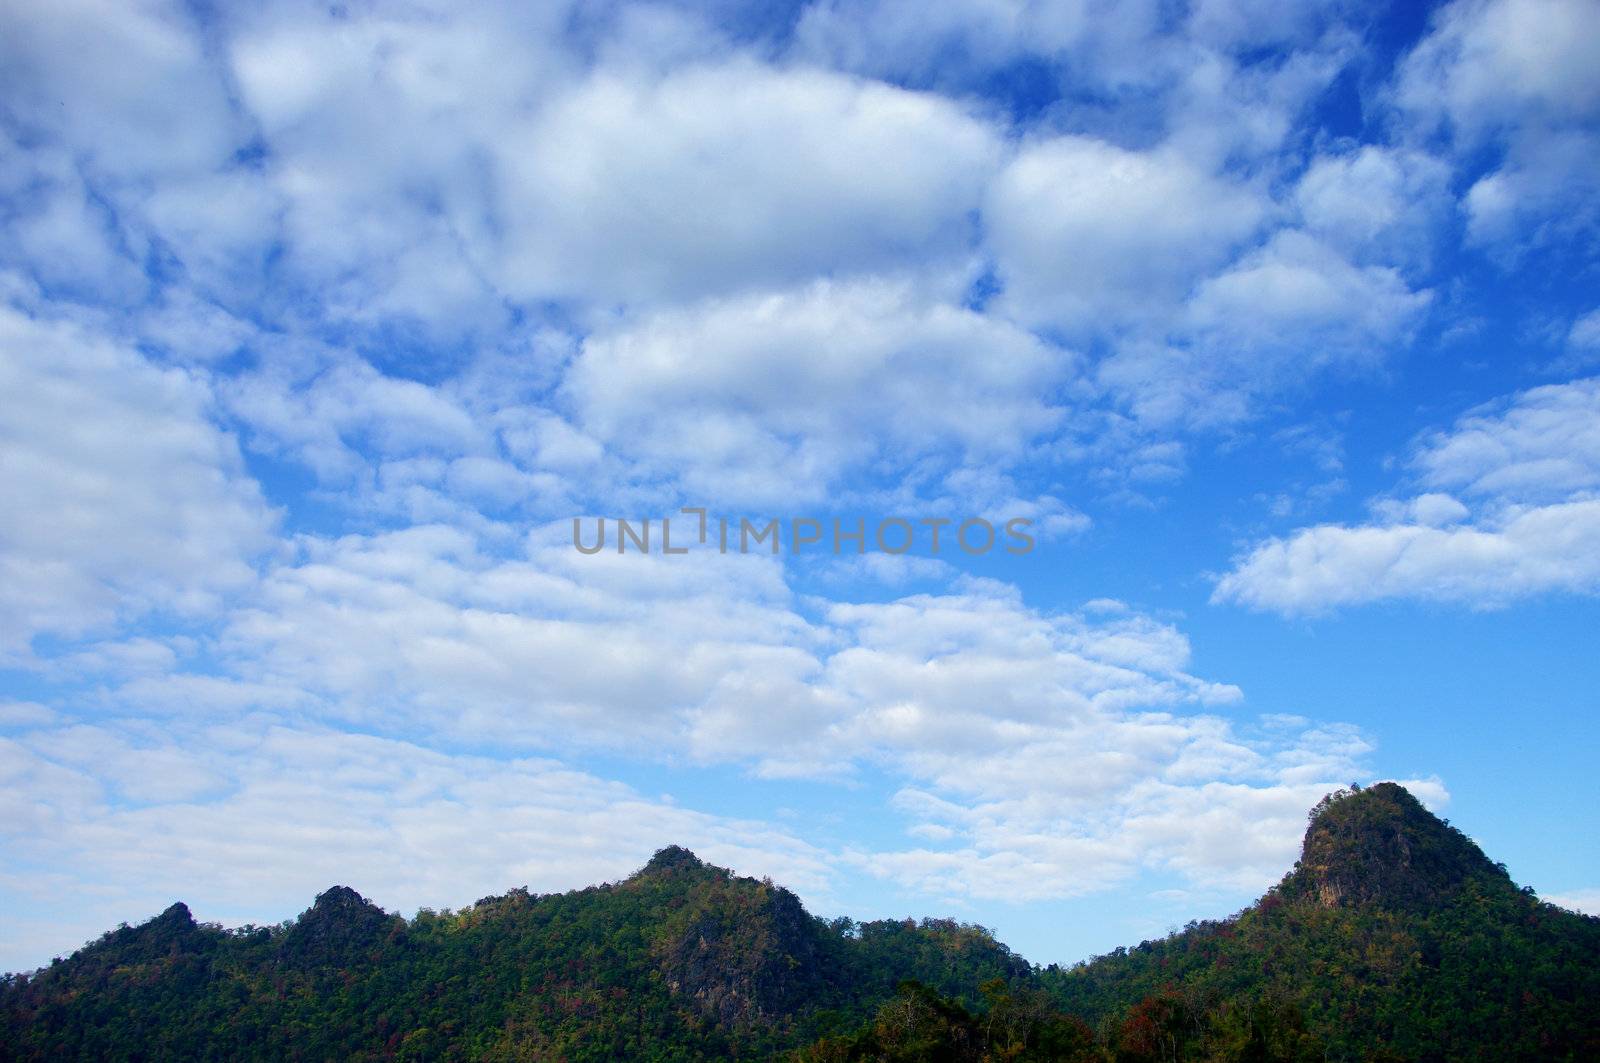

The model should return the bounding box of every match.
[3,782,1597,1061]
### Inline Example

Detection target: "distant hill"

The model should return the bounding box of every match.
[2,783,1596,1061]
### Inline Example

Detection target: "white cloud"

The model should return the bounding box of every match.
[1394,0,1600,137]
[794,0,1030,78]
[1216,377,1600,612]
[1393,492,1471,527]
[0,527,1391,964]
[131,290,258,365]
[0,0,1423,464]
[1185,230,1431,364]
[791,0,1169,89]
[567,278,1068,504]
[811,552,958,589]
[1294,146,1452,266]
[980,123,1439,435]
[0,702,57,729]
[1544,887,1600,916]
[1461,129,1600,249]
[1162,37,1356,170]
[9,513,1374,915]
[226,10,1002,321]
[224,2,578,331]
[196,523,826,751]
[0,716,831,972]
[0,136,148,304]
[0,1,286,313]
[226,358,487,485]
[0,0,1522,973]
[851,723,1394,900]
[1090,232,1430,430]
[1412,377,1600,501]
[986,136,1264,334]
[1569,309,1600,354]
[1395,0,1600,250]
[1214,501,1600,612]
[0,305,277,653]
[499,61,1002,307]
[0,0,241,180]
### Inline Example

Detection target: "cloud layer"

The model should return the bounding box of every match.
[1217,378,1600,612]
[2,0,1596,971]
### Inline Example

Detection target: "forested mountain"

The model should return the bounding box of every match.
[3,784,1596,1061]
[1036,783,1600,1062]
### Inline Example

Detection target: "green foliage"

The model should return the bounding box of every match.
[0,852,1028,1062]
[793,979,1097,1062]
[3,786,1597,1062]
[1040,785,1600,1062]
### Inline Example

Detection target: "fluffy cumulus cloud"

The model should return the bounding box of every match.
[0,716,832,971]
[1183,232,1430,375]
[1411,377,1600,500]
[1570,309,1600,349]
[820,596,1392,899]
[567,279,1068,503]
[0,0,1503,464]
[986,136,1265,335]
[115,522,1252,778]
[1294,146,1453,267]
[496,61,1001,307]
[1393,0,1600,136]
[1216,377,1600,612]
[0,303,277,654]
[860,763,1450,902]
[1087,226,1431,430]
[0,477,1395,965]
[4,517,1381,932]
[1394,0,1600,250]
[2,0,1595,971]
[0,0,241,180]
[984,131,1435,429]
[1186,0,1356,49]
[222,5,1002,322]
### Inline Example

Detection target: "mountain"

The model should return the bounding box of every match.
[1039,783,1600,1062]
[2,783,1596,1061]
[1281,782,1509,910]
[0,840,1025,1061]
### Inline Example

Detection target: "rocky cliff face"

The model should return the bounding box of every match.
[1282,781,1509,910]
[633,847,829,1030]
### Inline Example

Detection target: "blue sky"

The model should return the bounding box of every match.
[2,0,1598,972]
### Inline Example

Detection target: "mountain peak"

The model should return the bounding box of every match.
[281,886,395,965]
[309,885,374,912]
[154,901,194,928]
[637,845,707,877]
[1284,782,1507,909]
[295,885,390,933]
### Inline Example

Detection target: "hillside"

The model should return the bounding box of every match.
[1040,783,1600,1061]
[2,784,1597,1061]
[0,844,1025,1061]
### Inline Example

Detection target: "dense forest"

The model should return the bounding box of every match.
[3,783,1597,1061]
